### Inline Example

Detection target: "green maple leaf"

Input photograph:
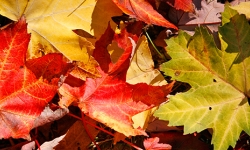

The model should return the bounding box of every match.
[154,5,250,150]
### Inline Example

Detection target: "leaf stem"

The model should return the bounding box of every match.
[178,21,221,26]
[35,139,41,150]
[144,30,167,61]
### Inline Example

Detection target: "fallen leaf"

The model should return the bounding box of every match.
[54,119,99,150]
[153,29,168,48]
[168,0,224,32]
[230,0,250,6]
[112,0,178,29]
[231,1,250,19]
[69,57,101,81]
[154,6,250,149]
[0,0,26,21]
[0,0,122,79]
[40,134,66,150]
[221,3,238,25]
[33,106,69,129]
[150,132,211,150]
[189,0,224,25]
[0,17,66,139]
[146,120,181,132]
[113,132,127,144]
[59,25,174,137]
[126,35,168,130]
[26,53,72,82]
[21,141,35,150]
[165,0,194,12]
[143,137,172,150]
[127,35,167,86]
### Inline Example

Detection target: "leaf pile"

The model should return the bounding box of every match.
[59,24,174,137]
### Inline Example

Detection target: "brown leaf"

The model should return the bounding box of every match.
[113,132,127,145]
[54,119,99,150]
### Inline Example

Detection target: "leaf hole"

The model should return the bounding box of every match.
[0,15,13,28]
[213,79,217,82]
[175,71,181,76]
[209,107,212,110]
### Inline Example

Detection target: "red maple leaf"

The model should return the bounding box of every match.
[165,0,194,12]
[59,24,174,136]
[112,0,178,29]
[0,17,70,139]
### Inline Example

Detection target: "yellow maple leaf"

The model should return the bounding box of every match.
[0,0,123,78]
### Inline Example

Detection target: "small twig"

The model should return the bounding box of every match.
[81,112,101,150]
[178,21,221,26]
[8,138,15,146]
[35,139,41,150]
[31,128,41,150]
[144,30,167,61]
[67,112,143,150]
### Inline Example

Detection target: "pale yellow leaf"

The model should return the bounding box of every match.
[132,107,158,129]
[231,2,250,19]
[0,0,27,21]
[127,35,168,130]
[127,35,167,86]
[23,0,94,61]
[0,0,122,78]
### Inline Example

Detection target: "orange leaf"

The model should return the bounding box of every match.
[0,17,69,139]
[113,132,127,144]
[112,0,177,29]
[59,24,174,136]
[165,0,194,12]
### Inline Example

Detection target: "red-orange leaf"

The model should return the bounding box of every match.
[112,0,178,29]
[59,24,174,136]
[26,53,72,82]
[144,137,172,150]
[165,0,194,12]
[0,17,68,139]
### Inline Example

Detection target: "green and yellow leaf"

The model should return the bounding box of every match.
[154,6,250,150]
